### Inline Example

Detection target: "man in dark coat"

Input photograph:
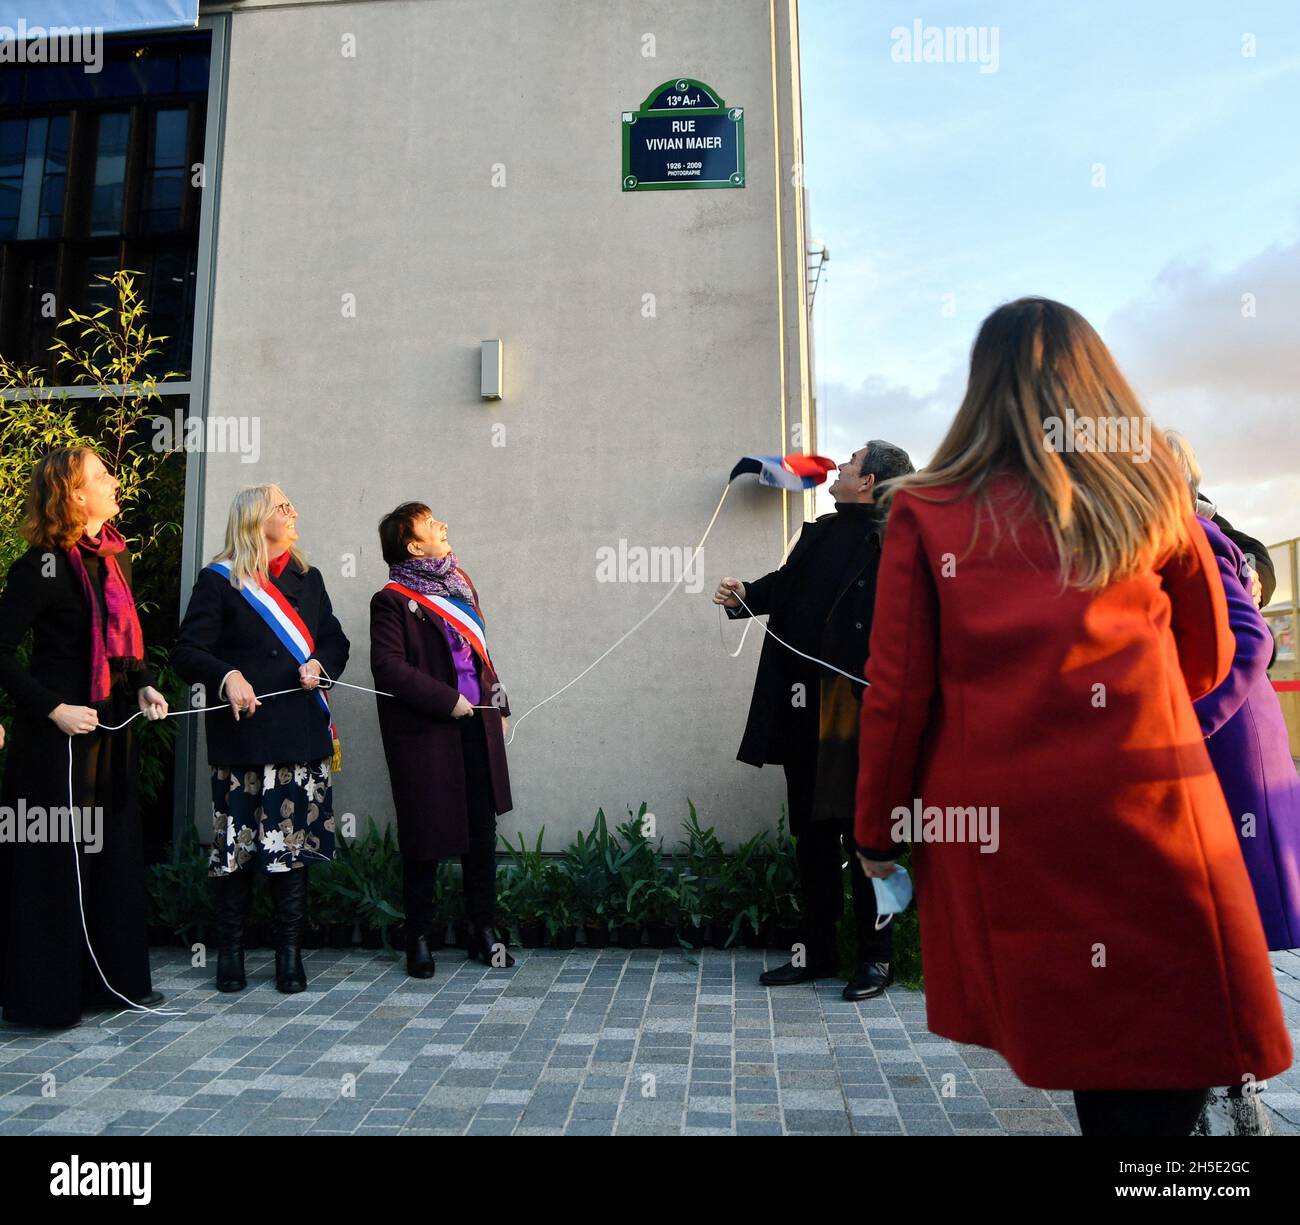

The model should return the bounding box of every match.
[715,440,914,999]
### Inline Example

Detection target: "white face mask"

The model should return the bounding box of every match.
[872,865,913,930]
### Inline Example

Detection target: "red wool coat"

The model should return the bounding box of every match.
[854,476,1292,1090]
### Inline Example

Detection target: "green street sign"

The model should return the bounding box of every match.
[621,78,745,192]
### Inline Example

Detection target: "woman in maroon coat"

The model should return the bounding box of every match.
[370,503,513,978]
[852,298,1291,1137]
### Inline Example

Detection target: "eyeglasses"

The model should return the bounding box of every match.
[270,501,296,518]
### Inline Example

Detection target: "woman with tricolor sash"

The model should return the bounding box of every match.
[370,502,513,979]
[173,485,349,994]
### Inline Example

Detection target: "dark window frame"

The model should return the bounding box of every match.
[0,32,211,379]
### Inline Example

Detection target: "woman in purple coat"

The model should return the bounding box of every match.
[1194,514,1300,946]
[1163,436,1300,950]
[370,502,514,980]
[1166,432,1299,1133]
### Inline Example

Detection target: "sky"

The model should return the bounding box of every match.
[800,1,1300,559]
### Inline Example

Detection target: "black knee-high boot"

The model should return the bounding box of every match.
[269,869,308,993]
[214,870,254,992]
[403,859,438,979]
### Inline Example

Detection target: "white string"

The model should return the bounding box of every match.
[62,482,862,1020]
[65,736,182,1021]
[67,678,327,1023]
[502,483,733,746]
[724,588,871,688]
[315,670,495,710]
[73,667,488,1022]
[717,525,803,658]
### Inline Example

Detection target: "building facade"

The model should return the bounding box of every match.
[151,0,816,847]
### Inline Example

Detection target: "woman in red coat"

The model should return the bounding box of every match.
[852,298,1291,1137]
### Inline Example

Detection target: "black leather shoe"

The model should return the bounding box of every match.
[466,923,515,968]
[406,934,436,979]
[274,948,306,993]
[269,870,308,993]
[843,961,893,1001]
[214,870,253,992]
[403,859,438,979]
[216,946,246,993]
[759,960,836,987]
[133,991,165,1008]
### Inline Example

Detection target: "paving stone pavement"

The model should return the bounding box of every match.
[1,946,1297,1137]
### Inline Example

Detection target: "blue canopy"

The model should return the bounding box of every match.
[0,2,199,34]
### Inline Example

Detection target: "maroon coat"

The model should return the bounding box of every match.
[369,572,512,860]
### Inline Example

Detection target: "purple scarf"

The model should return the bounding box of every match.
[66,522,145,702]
[388,553,476,648]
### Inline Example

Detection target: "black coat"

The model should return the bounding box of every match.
[728,504,887,820]
[1210,507,1275,606]
[0,546,154,719]
[0,546,154,1026]
[172,561,350,766]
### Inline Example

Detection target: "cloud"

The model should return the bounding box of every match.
[813,366,966,513]
[1104,235,1300,544]
[816,235,1300,546]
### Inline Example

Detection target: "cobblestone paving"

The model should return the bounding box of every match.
[1,947,1297,1136]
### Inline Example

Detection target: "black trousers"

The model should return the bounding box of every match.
[1072,1089,1210,1137]
[782,742,892,968]
[402,714,498,934]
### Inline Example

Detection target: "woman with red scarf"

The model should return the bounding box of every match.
[0,448,168,1028]
[173,484,349,995]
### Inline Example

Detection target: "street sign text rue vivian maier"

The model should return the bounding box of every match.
[622,78,745,192]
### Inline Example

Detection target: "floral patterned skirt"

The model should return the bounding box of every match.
[208,760,336,875]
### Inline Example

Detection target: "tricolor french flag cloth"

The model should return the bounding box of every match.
[207,562,332,725]
[730,453,836,491]
[384,582,493,670]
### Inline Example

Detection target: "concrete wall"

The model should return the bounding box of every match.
[193,0,813,849]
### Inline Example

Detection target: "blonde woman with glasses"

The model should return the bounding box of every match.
[174,485,350,994]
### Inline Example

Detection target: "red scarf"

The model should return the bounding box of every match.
[66,523,145,702]
[268,550,290,578]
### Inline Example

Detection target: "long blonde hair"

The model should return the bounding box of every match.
[211,484,307,588]
[883,297,1192,590]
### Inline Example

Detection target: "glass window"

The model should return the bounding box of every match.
[0,118,24,176]
[91,111,130,236]
[37,115,70,238]
[0,118,23,240]
[84,254,121,312]
[142,109,188,233]
[0,33,210,378]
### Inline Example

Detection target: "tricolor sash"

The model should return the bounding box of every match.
[207,561,332,728]
[385,581,492,670]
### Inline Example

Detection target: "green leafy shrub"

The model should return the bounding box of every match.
[145,820,213,941]
[499,829,549,930]
[331,816,403,933]
[678,799,725,925]
[0,271,185,848]
[559,809,615,928]
[611,806,674,926]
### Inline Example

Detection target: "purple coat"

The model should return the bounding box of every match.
[369,570,512,861]
[1194,516,1300,950]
